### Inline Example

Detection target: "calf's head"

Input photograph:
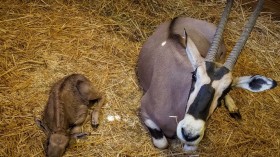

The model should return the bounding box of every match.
[176,0,276,146]
[35,120,70,157]
[47,133,70,157]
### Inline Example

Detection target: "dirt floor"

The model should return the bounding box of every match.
[0,0,279,156]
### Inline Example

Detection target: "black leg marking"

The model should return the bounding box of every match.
[147,127,164,139]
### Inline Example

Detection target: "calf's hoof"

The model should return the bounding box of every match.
[71,132,90,139]
[91,123,99,128]
[229,110,242,120]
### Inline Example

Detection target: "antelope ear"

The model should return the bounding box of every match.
[232,75,277,92]
[184,29,204,70]
[178,28,188,48]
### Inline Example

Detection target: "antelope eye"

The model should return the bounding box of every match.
[192,72,197,81]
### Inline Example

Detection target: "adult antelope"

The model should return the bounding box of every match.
[137,0,277,151]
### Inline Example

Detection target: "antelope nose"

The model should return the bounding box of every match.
[181,128,200,142]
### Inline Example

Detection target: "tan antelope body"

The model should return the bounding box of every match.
[137,0,276,151]
[36,74,104,157]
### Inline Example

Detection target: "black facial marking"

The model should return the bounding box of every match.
[213,67,230,80]
[147,127,164,139]
[181,128,200,142]
[217,83,232,107]
[186,69,197,112]
[249,77,267,90]
[205,61,215,74]
[192,71,197,82]
[205,61,230,80]
[189,69,198,93]
[187,62,232,121]
[187,84,215,120]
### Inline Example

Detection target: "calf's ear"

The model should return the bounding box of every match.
[35,118,50,134]
[232,75,277,92]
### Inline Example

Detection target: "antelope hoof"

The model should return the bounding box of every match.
[229,110,242,120]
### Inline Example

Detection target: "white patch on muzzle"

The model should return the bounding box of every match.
[177,114,205,146]
[183,144,198,151]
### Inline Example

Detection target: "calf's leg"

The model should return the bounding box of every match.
[224,95,241,119]
[91,97,105,128]
[70,126,89,139]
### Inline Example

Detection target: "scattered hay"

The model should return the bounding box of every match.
[0,0,279,156]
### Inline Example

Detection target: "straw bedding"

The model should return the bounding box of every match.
[0,0,279,156]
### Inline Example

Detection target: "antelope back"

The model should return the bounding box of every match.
[138,17,226,91]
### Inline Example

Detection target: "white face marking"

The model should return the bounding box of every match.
[208,72,233,118]
[161,41,166,46]
[183,144,198,152]
[179,66,233,146]
[186,64,211,112]
[177,114,205,145]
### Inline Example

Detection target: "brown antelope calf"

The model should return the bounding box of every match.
[36,74,104,157]
[137,0,277,151]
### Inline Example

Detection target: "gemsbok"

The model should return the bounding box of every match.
[137,0,277,151]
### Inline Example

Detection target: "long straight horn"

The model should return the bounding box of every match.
[224,0,264,70]
[205,0,233,62]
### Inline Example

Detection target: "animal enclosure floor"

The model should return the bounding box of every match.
[0,0,279,156]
